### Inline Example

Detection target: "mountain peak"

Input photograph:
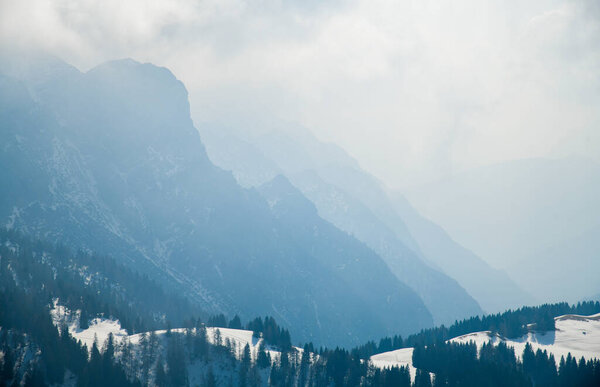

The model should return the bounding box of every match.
[80,58,194,141]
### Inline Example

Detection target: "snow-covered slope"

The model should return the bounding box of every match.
[370,348,418,380]
[51,301,129,350]
[450,313,600,364]
[50,302,296,385]
[51,300,291,360]
[370,313,600,373]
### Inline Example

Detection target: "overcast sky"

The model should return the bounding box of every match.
[1,0,599,189]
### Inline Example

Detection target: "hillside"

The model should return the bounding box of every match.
[372,313,600,369]
[371,313,600,386]
[1,233,599,386]
[450,313,600,364]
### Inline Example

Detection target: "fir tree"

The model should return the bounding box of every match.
[205,367,217,387]
[229,315,242,329]
[166,334,188,387]
[155,354,167,387]
[414,368,432,387]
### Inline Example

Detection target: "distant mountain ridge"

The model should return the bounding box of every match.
[388,192,533,312]
[256,175,431,337]
[0,53,432,347]
[198,120,529,318]
[405,157,600,303]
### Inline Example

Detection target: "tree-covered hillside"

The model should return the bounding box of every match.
[1,230,599,386]
[352,301,600,358]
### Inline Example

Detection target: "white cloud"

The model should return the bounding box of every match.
[1,0,598,188]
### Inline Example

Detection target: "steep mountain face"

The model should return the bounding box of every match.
[198,123,489,324]
[0,54,433,347]
[286,170,481,324]
[405,158,600,303]
[257,175,431,340]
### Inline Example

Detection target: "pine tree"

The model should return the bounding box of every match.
[120,338,133,377]
[247,365,262,387]
[229,315,242,329]
[1,346,15,382]
[79,309,90,330]
[214,328,222,347]
[522,342,535,378]
[104,333,115,362]
[90,338,101,365]
[193,325,209,360]
[208,314,228,328]
[205,367,217,387]
[155,354,167,387]
[415,368,432,387]
[299,344,311,386]
[167,334,188,387]
[242,344,252,368]
[257,342,270,369]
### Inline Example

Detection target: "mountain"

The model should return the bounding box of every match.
[286,169,481,324]
[198,121,528,321]
[405,157,600,303]
[0,53,432,347]
[510,224,600,304]
[388,192,532,313]
[257,175,431,338]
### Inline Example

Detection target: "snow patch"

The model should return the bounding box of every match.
[71,319,129,350]
[50,300,128,350]
[370,347,420,381]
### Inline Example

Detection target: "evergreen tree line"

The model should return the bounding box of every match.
[183,313,293,352]
[133,327,415,387]
[352,301,600,359]
[246,316,292,351]
[411,340,600,386]
[114,324,269,386]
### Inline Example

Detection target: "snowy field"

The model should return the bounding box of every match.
[450,313,600,364]
[72,319,130,349]
[370,347,418,380]
[370,313,600,374]
[51,300,290,362]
